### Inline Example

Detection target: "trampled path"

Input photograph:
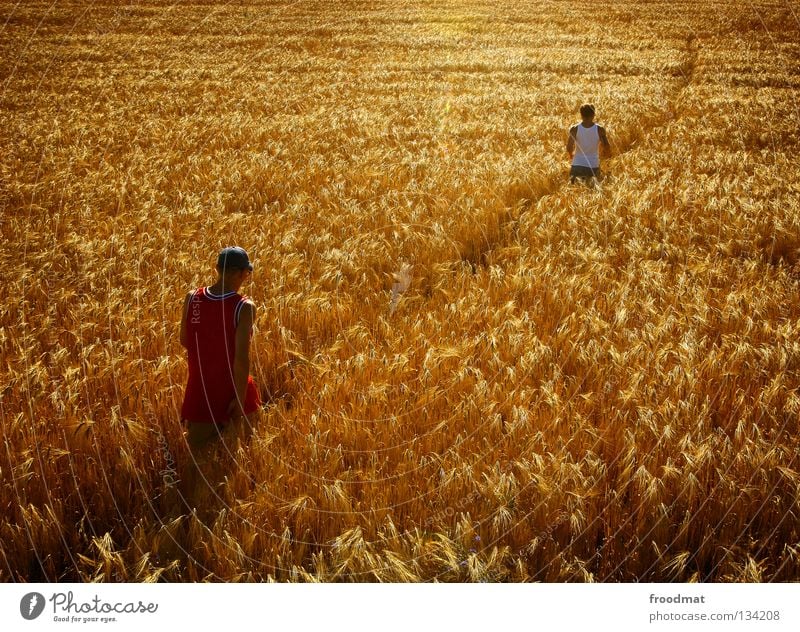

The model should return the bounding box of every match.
[455,34,699,272]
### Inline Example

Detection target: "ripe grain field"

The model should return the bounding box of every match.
[1,0,799,582]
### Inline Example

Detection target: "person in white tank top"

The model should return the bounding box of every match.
[567,103,611,184]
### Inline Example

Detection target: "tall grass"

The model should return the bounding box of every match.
[1,0,798,581]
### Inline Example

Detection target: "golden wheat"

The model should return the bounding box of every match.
[1,0,799,582]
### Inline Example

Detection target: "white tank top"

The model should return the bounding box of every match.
[572,123,600,168]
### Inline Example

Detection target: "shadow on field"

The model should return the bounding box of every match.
[151,420,257,575]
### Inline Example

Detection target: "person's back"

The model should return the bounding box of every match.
[180,246,261,451]
[567,103,611,184]
[572,122,601,170]
[182,285,257,426]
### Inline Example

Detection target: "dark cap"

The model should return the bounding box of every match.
[217,246,253,272]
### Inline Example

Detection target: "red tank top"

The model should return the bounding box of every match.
[181,287,260,424]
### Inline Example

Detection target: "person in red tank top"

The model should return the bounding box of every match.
[179,246,261,451]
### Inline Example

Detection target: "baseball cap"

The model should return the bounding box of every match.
[217,246,253,271]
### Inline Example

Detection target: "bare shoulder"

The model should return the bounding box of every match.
[238,299,256,320]
[181,290,194,313]
[569,123,579,134]
[597,125,608,135]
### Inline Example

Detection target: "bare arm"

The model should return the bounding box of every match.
[598,125,611,158]
[566,125,577,160]
[229,301,255,420]
[179,291,193,349]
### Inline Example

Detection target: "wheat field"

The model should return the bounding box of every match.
[1,0,799,582]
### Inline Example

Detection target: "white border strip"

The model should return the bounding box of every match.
[3,583,798,632]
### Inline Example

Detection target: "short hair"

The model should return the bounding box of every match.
[580,103,596,118]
